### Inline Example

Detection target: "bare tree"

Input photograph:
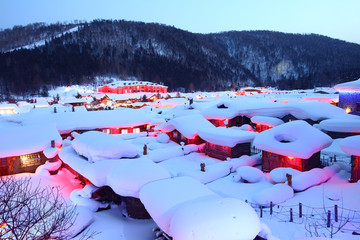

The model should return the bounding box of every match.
[0,176,95,240]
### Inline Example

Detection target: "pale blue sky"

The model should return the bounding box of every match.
[1,0,359,44]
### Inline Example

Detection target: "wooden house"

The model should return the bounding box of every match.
[0,125,62,176]
[198,127,256,160]
[319,118,360,139]
[253,120,333,172]
[159,114,214,145]
[251,116,284,133]
[334,78,360,116]
[98,80,168,94]
[340,135,360,182]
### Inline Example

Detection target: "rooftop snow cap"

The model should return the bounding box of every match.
[159,114,215,139]
[339,135,360,156]
[253,120,333,159]
[0,124,62,158]
[198,127,256,147]
[319,118,360,133]
[334,78,360,92]
[251,116,284,127]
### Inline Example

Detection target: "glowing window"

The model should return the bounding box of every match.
[133,128,140,133]
[121,129,128,134]
[20,153,41,167]
[102,129,111,134]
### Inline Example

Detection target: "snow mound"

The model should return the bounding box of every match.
[198,127,256,147]
[147,144,199,163]
[292,164,343,192]
[325,191,340,201]
[35,160,62,176]
[252,184,294,206]
[170,198,261,240]
[238,124,255,132]
[71,131,138,162]
[70,188,108,212]
[233,166,264,183]
[270,168,301,183]
[43,147,59,159]
[339,135,360,156]
[228,153,262,172]
[156,133,170,143]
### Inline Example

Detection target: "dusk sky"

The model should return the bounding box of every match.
[1,0,360,44]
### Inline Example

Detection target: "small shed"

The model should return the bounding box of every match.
[339,135,360,182]
[159,114,214,145]
[198,127,256,160]
[251,116,284,132]
[0,124,62,176]
[334,78,360,115]
[254,120,333,172]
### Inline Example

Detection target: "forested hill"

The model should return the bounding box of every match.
[1,19,360,96]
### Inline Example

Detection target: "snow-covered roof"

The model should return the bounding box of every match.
[104,80,167,88]
[319,118,360,133]
[0,124,62,158]
[139,177,219,234]
[159,114,215,139]
[59,146,170,197]
[7,108,163,134]
[198,127,256,147]
[339,135,360,156]
[253,120,333,159]
[0,103,17,109]
[251,116,284,127]
[59,98,89,105]
[334,78,360,92]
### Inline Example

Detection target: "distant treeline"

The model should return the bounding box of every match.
[1,19,360,97]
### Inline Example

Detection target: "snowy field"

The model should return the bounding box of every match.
[1,84,360,240]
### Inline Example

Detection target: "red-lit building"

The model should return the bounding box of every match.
[251,116,284,133]
[253,120,333,172]
[98,81,168,94]
[340,135,360,182]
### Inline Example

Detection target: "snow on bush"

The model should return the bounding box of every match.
[233,166,264,183]
[71,131,138,162]
[156,133,170,143]
[70,188,108,212]
[292,164,343,192]
[228,153,262,172]
[258,222,280,240]
[252,184,294,206]
[178,161,231,184]
[170,198,261,240]
[270,167,301,183]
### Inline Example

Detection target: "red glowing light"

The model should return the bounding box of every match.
[288,156,294,160]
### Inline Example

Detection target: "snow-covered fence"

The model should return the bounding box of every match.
[245,200,360,237]
[320,154,351,167]
[251,145,262,155]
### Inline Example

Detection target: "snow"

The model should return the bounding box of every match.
[334,78,360,92]
[170,198,261,240]
[340,135,360,156]
[43,147,59,159]
[139,176,219,234]
[35,160,62,175]
[270,168,301,183]
[71,131,138,162]
[159,114,215,139]
[319,118,360,133]
[70,188,108,212]
[292,164,343,191]
[251,116,284,127]
[156,133,170,143]
[147,144,200,163]
[254,120,333,159]
[234,166,265,183]
[252,184,294,206]
[0,124,62,158]
[227,154,262,172]
[198,127,256,147]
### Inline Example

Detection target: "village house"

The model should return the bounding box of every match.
[334,78,360,115]
[251,116,284,132]
[198,127,256,160]
[0,124,62,176]
[159,114,214,145]
[253,120,333,172]
[319,118,360,139]
[340,135,360,182]
[98,80,168,94]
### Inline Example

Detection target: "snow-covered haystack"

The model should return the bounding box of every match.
[252,184,294,206]
[169,198,261,240]
[178,161,231,184]
[147,144,199,163]
[71,131,138,162]
[228,153,262,172]
[233,166,264,183]
[270,168,301,183]
[292,164,343,192]
[107,158,171,198]
[156,133,170,143]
